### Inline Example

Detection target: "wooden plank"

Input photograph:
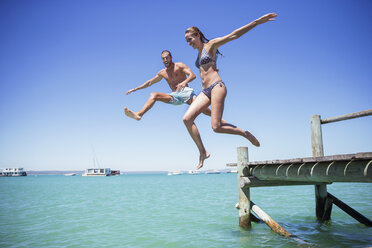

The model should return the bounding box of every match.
[328,193,372,227]
[250,202,313,245]
[356,152,372,159]
[250,201,292,237]
[240,176,330,188]
[321,109,372,124]
[229,152,372,167]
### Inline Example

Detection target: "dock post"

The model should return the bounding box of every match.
[237,147,251,228]
[311,115,324,157]
[311,115,331,220]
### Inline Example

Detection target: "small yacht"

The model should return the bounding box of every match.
[110,170,120,176]
[188,170,200,175]
[82,168,111,176]
[206,170,221,174]
[83,149,112,176]
[64,173,77,176]
[0,168,27,177]
[168,170,183,175]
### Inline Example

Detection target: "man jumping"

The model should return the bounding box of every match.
[124,50,213,120]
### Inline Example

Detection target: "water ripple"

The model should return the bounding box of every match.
[0,175,371,247]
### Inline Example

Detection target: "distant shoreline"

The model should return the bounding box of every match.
[25,170,232,175]
[26,170,169,175]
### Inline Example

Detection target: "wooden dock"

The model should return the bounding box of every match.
[230,152,372,185]
[228,109,372,238]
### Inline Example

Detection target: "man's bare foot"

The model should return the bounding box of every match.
[197,152,210,170]
[244,131,260,147]
[124,107,141,120]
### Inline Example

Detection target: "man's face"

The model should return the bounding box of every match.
[161,52,172,67]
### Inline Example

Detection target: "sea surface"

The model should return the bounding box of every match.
[0,173,371,248]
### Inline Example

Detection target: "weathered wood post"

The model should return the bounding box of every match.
[237,146,251,228]
[311,115,331,220]
[311,115,324,157]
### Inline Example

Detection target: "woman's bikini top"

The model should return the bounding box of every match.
[195,48,216,69]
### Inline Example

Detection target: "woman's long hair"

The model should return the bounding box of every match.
[185,26,222,57]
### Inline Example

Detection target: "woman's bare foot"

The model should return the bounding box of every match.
[197,152,210,170]
[244,131,260,147]
[124,107,141,120]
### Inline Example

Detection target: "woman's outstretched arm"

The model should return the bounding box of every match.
[210,13,277,49]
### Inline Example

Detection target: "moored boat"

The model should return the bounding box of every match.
[168,170,183,175]
[64,173,77,176]
[206,170,221,174]
[188,170,200,175]
[82,168,111,176]
[0,168,27,177]
[110,170,120,176]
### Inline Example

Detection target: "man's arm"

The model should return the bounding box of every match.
[126,72,164,95]
[175,63,196,91]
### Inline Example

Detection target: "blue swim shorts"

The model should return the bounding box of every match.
[168,87,196,105]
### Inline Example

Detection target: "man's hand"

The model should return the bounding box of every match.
[176,82,187,92]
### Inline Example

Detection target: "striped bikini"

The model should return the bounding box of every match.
[202,81,225,99]
[195,48,225,99]
[195,48,215,69]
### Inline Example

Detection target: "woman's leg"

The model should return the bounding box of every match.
[210,85,260,147]
[188,96,226,123]
[183,93,211,169]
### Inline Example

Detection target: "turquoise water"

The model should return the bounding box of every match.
[0,174,371,248]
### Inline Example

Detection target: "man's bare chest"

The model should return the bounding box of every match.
[164,70,185,84]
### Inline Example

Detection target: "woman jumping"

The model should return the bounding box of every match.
[183,13,277,169]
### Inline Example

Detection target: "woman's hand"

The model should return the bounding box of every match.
[256,13,277,25]
[126,88,136,95]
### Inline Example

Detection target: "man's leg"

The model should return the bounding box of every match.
[124,92,172,120]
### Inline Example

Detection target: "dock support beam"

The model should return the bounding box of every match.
[328,193,372,227]
[311,115,331,220]
[251,201,292,237]
[237,147,251,228]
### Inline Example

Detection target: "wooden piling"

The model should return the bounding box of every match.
[250,201,292,237]
[311,115,324,158]
[311,115,330,220]
[237,147,251,228]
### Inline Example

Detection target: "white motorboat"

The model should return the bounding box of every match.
[0,168,27,177]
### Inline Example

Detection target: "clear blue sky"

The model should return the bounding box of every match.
[1,0,371,171]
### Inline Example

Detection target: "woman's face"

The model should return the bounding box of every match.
[185,32,200,49]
